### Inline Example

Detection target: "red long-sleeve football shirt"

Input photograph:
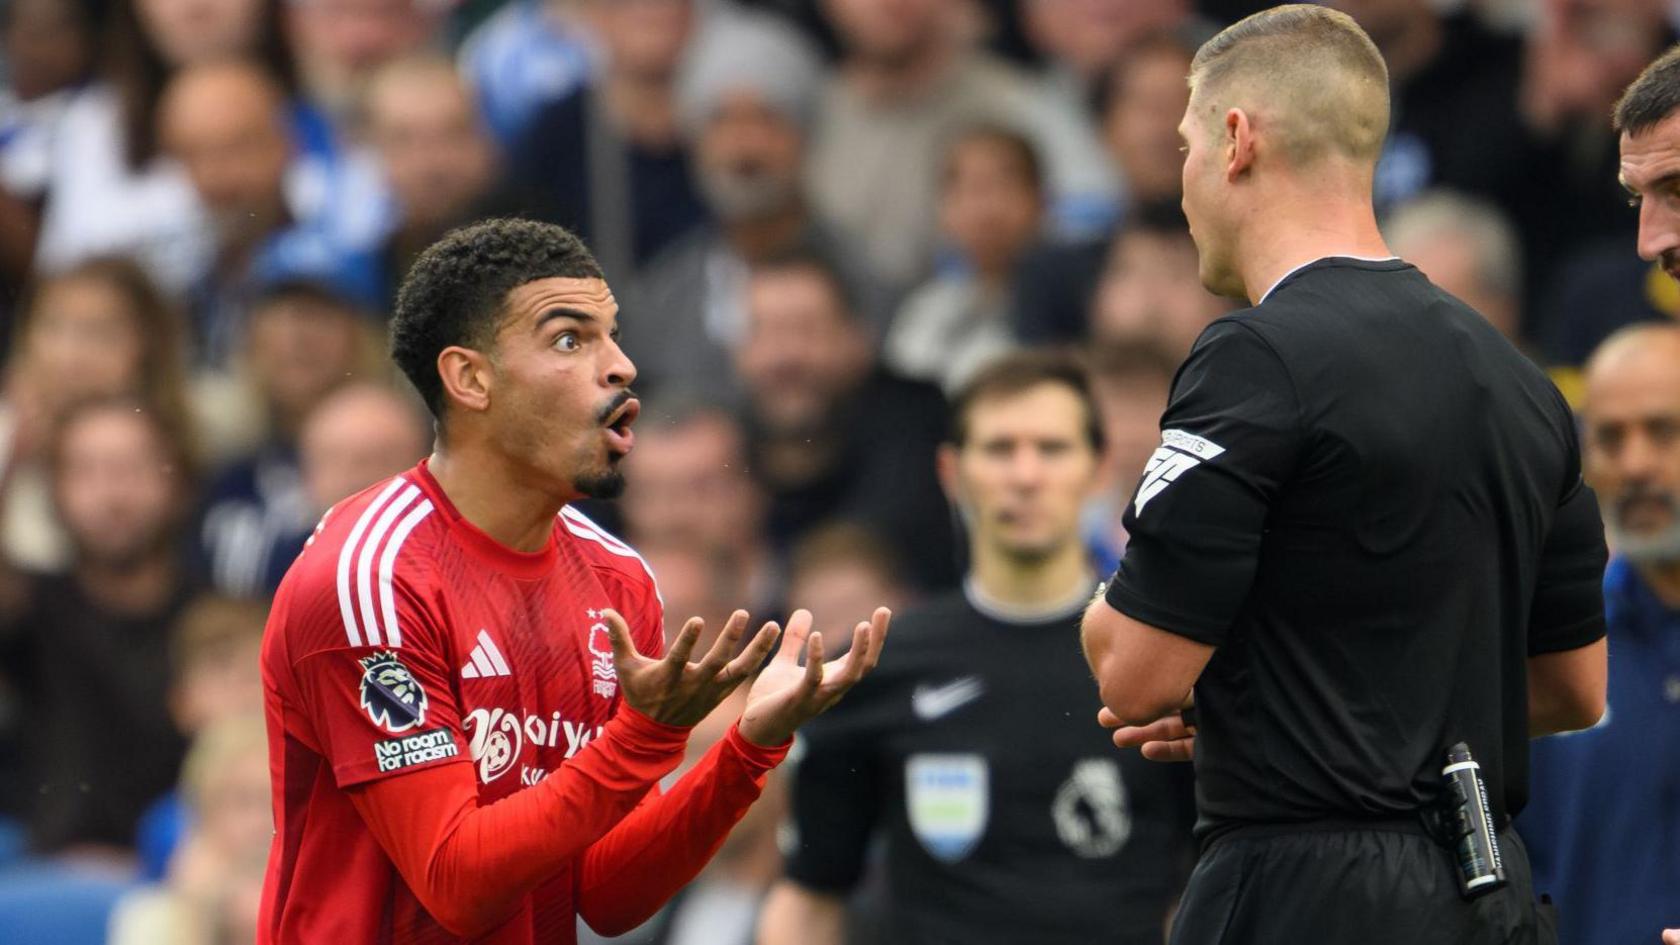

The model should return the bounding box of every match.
[259,461,787,943]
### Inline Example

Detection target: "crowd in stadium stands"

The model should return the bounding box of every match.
[0,0,1674,942]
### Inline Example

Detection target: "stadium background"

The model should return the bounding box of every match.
[0,0,1667,941]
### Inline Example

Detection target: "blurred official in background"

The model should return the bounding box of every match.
[1080,7,1609,943]
[760,352,1196,945]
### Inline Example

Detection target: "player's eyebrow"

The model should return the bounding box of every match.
[536,307,596,329]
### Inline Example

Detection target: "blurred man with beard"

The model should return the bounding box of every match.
[736,252,957,591]
[1521,325,1680,945]
[0,399,199,857]
[625,8,880,398]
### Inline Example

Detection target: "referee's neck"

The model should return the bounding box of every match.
[1235,184,1390,305]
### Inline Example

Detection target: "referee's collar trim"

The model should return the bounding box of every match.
[1257,254,1401,305]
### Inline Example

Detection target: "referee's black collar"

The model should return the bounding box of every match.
[1257,255,1409,305]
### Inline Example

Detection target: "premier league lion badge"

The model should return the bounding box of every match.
[359,651,428,733]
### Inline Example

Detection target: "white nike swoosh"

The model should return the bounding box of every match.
[912,677,984,720]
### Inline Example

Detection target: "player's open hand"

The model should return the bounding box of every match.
[1099,704,1196,763]
[601,608,780,728]
[738,607,891,747]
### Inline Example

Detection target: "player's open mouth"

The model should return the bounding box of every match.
[602,398,639,455]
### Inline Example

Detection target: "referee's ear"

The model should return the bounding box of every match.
[936,443,964,508]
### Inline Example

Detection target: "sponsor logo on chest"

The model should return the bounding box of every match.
[463,706,605,783]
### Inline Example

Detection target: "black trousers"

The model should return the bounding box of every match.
[1168,824,1557,945]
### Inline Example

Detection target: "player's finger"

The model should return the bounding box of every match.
[1097,706,1123,728]
[601,609,643,666]
[696,610,749,673]
[723,619,780,685]
[663,616,705,666]
[840,609,889,678]
[800,630,826,694]
[827,620,873,688]
[775,609,813,665]
[1139,737,1195,763]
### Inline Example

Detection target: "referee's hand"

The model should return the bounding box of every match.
[1099,704,1196,763]
[602,608,781,728]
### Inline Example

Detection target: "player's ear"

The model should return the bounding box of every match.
[1225,107,1256,181]
[437,346,493,415]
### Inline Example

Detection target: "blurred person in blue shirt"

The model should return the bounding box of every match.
[157,60,385,367]
[1522,323,1680,945]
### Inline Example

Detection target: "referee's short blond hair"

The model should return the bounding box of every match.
[1189,4,1390,167]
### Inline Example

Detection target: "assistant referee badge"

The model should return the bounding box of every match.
[359,650,429,733]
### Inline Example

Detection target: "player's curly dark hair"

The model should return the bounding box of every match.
[392,218,604,419]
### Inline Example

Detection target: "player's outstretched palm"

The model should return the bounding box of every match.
[739,607,891,747]
[601,609,780,728]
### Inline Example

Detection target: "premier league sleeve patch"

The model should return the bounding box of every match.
[359,650,429,734]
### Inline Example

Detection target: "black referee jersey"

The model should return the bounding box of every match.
[1104,256,1608,844]
[784,586,1197,945]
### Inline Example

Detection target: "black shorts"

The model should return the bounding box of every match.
[1168,824,1557,945]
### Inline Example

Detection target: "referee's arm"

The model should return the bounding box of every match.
[1525,460,1610,736]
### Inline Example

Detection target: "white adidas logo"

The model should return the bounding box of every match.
[462,629,512,679]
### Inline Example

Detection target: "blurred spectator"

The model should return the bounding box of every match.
[1013,31,1201,344]
[108,715,271,945]
[506,0,708,279]
[0,258,191,573]
[1020,0,1190,88]
[458,0,596,145]
[0,0,102,289]
[760,352,1195,945]
[1522,324,1680,945]
[736,252,958,590]
[297,381,431,517]
[885,125,1043,393]
[1088,202,1232,363]
[364,55,499,307]
[196,283,387,598]
[1384,190,1525,344]
[32,0,305,294]
[808,0,1048,290]
[133,595,267,881]
[1082,341,1175,574]
[621,402,780,617]
[159,59,384,366]
[0,398,198,859]
[624,6,881,396]
[286,0,448,127]
[785,521,910,642]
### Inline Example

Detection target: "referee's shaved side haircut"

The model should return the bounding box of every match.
[1615,44,1680,135]
[1189,4,1390,166]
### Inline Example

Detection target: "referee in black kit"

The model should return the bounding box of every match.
[1080,6,1610,944]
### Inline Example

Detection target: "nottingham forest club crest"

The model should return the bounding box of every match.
[585,610,617,699]
[359,651,429,733]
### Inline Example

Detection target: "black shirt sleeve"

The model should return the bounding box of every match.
[1104,319,1303,646]
[1528,473,1609,655]
[781,703,883,893]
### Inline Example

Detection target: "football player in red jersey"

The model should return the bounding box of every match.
[257,218,891,944]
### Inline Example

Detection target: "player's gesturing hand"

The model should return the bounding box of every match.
[738,607,891,747]
[1099,704,1196,762]
[601,608,780,728]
